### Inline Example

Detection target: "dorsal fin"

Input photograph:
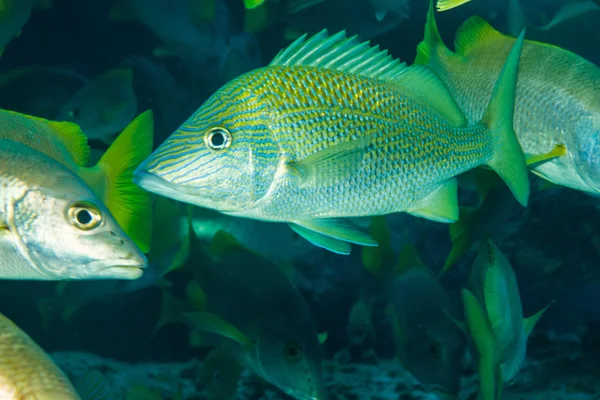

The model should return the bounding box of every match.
[270,29,407,81]
[455,16,504,56]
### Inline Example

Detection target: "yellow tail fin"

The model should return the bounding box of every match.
[437,0,472,11]
[95,110,154,252]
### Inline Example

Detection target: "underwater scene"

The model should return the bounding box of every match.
[0,0,599,399]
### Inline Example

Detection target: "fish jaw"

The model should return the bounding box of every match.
[81,255,146,280]
[133,168,212,209]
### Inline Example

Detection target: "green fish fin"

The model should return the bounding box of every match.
[282,0,326,14]
[394,67,467,127]
[101,67,133,83]
[440,206,477,276]
[461,288,497,400]
[36,117,90,166]
[125,385,163,400]
[481,30,530,208]
[186,280,207,311]
[155,288,188,332]
[270,30,407,82]
[406,178,459,223]
[292,219,378,247]
[395,243,428,276]
[75,370,113,400]
[415,0,452,66]
[361,216,392,277]
[244,0,265,9]
[244,2,270,33]
[288,136,370,185]
[318,332,328,344]
[94,110,154,253]
[436,0,472,11]
[524,302,552,338]
[209,229,247,257]
[455,16,503,56]
[481,241,510,332]
[182,311,253,347]
[188,329,208,348]
[289,223,351,254]
[525,144,567,166]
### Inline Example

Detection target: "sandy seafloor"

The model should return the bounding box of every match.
[51,335,600,400]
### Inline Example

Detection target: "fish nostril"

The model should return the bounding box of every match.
[110,231,116,236]
[120,239,125,245]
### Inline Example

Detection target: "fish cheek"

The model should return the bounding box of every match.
[571,116,600,192]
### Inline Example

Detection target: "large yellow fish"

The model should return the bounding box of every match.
[135,29,529,255]
[416,1,600,196]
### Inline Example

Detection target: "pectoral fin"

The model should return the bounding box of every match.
[292,219,378,247]
[289,223,351,254]
[525,144,567,166]
[182,311,253,347]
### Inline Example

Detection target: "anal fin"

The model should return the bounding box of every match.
[407,179,458,223]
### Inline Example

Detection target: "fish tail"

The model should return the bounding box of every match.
[415,0,452,66]
[94,110,154,253]
[480,30,529,207]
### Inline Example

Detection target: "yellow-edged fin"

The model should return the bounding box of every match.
[454,16,504,56]
[92,110,154,253]
[288,223,351,254]
[244,2,269,33]
[461,288,497,400]
[361,216,393,277]
[395,244,428,276]
[441,206,477,276]
[25,114,91,166]
[155,288,190,331]
[186,280,207,311]
[480,30,529,207]
[182,311,253,347]
[287,136,370,185]
[406,178,459,223]
[525,144,567,166]
[436,0,472,11]
[291,219,378,247]
[524,303,552,338]
[415,0,453,66]
[244,0,265,9]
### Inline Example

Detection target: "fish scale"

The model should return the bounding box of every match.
[135,29,529,254]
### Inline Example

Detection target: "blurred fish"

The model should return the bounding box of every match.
[0,65,88,119]
[369,0,409,22]
[57,68,138,143]
[347,296,375,346]
[0,0,51,57]
[110,0,229,64]
[37,197,188,322]
[386,245,466,397]
[196,347,244,400]
[0,140,146,279]
[75,369,115,400]
[461,240,549,400]
[0,109,154,252]
[135,29,529,255]
[416,2,600,196]
[161,229,327,400]
[436,0,471,11]
[0,312,113,399]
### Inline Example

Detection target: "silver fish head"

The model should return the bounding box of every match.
[134,72,279,214]
[571,113,600,194]
[0,140,147,280]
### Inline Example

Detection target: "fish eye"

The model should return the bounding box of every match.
[284,341,303,363]
[204,127,231,151]
[67,202,103,230]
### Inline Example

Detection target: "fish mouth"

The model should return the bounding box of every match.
[134,169,204,206]
[87,257,147,280]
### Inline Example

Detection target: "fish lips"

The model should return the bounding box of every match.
[85,256,147,280]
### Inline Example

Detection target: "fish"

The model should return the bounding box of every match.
[0,312,113,399]
[346,297,375,346]
[436,0,471,12]
[196,347,244,400]
[0,109,153,252]
[415,1,600,196]
[461,240,549,400]
[0,139,146,279]
[57,68,138,142]
[0,0,51,58]
[367,0,409,22]
[160,228,326,400]
[134,28,530,255]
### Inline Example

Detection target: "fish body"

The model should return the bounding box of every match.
[0,140,146,279]
[386,250,466,397]
[183,234,326,400]
[57,68,138,141]
[0,109,153,252]
[462,240,548,399]
[135,29,529,254]
[0,312,80,399]
[0,0,38,57]
[416,5,600,195]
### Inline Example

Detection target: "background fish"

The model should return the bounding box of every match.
[134,28,529,255]
[57,68,138,143]
[0,139,146,280]
[416,2,600,196]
